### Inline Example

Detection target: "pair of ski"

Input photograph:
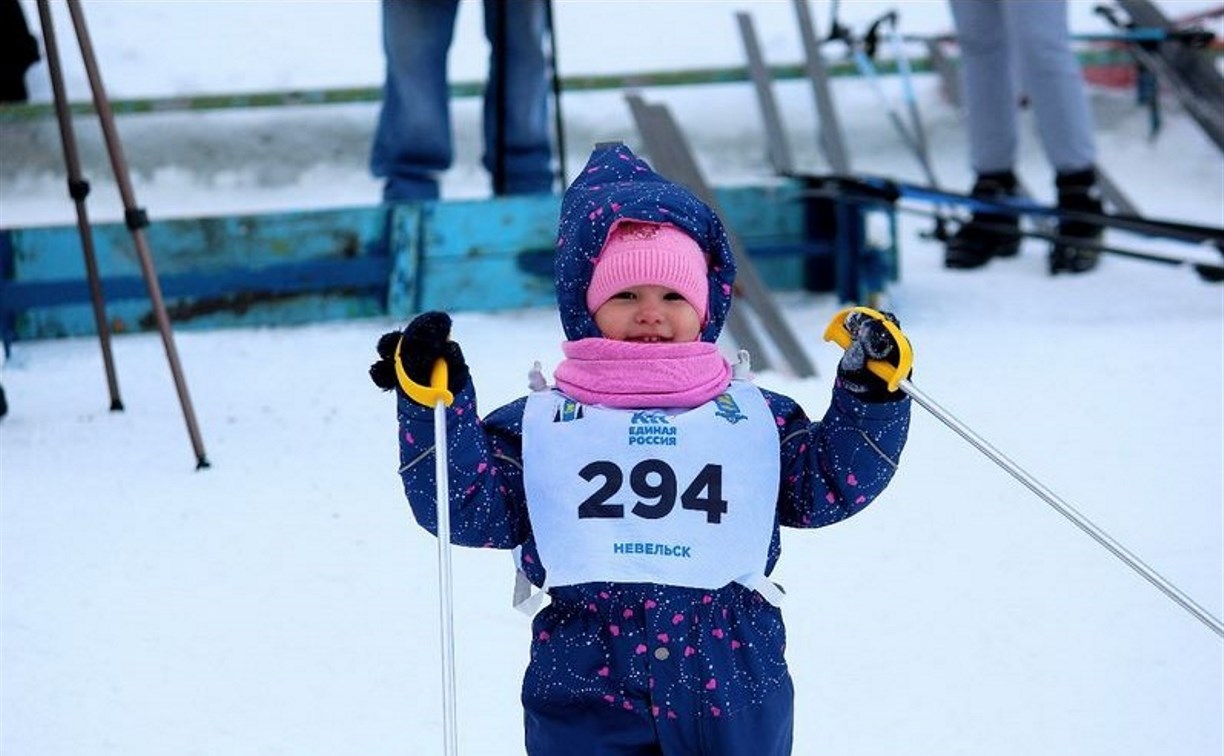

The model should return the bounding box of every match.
[803,175,1224,283]
[738,0,1223,283]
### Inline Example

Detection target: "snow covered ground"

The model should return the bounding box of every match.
[2,2,1222,755]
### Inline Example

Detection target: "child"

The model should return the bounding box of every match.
[370,143,912,755]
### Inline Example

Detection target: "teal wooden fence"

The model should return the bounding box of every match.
[0,181,896,346]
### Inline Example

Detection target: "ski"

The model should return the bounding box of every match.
[900,27,1220,46]
[913,216,1224,282]
[800,174,1224,248]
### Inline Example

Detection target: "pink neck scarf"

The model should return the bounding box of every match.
[553,338,732,409]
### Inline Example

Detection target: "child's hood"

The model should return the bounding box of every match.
[553,142,736,343]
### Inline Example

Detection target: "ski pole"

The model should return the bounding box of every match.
[61,0,211,469]
[825,306,1224,639]
[841,15,939,188]
[432,359,459,756]
[883,13,937,185]
[35,0,124,413]
[879,10,949,239]
[396,349,459,755]
[431,358,459,756]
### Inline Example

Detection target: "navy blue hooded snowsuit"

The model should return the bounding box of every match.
[392,144,911,754]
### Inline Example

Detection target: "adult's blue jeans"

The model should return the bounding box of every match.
[370,0,554,201]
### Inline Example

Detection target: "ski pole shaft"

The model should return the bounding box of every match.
[886,17,936,185]
[897,378,1223,639]
[435,393,459,756]
[66,0,210,468]
[35,0,124,412]
[392,346,460,751]
[848,48,938,187]
[424,358,458,756]
[825,306,1224,639]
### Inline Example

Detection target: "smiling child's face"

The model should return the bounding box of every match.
[592,285,703,343]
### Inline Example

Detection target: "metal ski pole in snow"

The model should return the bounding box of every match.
[825,306,1224,639]
[432,364,459,756]
[828,11,938,187]
[395,350,459,755]
[36,0,210,469]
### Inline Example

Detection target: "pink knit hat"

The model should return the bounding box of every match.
[586,220,709,320]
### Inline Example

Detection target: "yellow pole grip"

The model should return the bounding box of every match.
[394,335,454,407]
[822,306,913,393]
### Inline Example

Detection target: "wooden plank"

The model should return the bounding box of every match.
[715,182,818,289]
[793,0,852,174]
[625,97,775,372]
[2,256,390,309]
[736,12,795,175]
[387,187,813,316]
[9,206,387,280]
[16,292,383,340]
[2,184,818,341]
[0,59,948,124]
[626,95,818,378]
[417,195,561,313]
[1,206,390,339]
[0,46,1162,123]
[385,204,423,318]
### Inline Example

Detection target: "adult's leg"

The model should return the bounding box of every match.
[483,0,553,195]
[1004,1,1102,273]
[370,0,460,201]
[945,0,1025,269]
[1004,0,1096,174]
[949,0,1017,175]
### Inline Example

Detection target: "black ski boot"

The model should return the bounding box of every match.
[944,171,1022,269]
[1049,168,1104,275]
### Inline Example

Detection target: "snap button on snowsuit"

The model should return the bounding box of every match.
[653,646,670,661]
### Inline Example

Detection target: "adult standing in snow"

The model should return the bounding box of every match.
[945,0,1105,274]
[370,142,912,754]
[370,0,554,201]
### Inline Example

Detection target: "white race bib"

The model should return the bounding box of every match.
[522,381,780,595]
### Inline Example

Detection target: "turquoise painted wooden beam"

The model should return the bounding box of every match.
[0,180,895,342]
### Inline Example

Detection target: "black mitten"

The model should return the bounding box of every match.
[837,310,909,402]
[369,311,470,401]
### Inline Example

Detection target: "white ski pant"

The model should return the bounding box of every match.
[949,0,1097,176]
